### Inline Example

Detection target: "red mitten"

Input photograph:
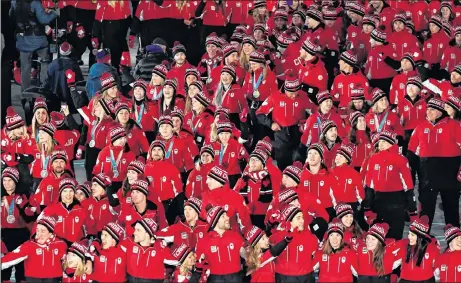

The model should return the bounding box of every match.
[67,21,73,33]
[120,51,131,67]
[45,25,52,36]
[91,38,99,49]
[128,35,136,49]
[65,69,76,85]
[391,274,398,283]
[268,210,281,226]
[13,61,21,84]
[76,145,85,159]
[76,25,86,39]
[364,210,377,226]
[240,107,248,123]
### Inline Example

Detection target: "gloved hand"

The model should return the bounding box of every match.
[65,69,76,86]
[364,210,377,226]
[120,51,131,67]
[391,274,398,283]
[90,239,101,256]
[194,260,206,274]
[268,210,281,226]
[240,107,248,123]
[128,35,136,49]
[76,145,85,159]
[284,229,293,242]
[76,25,86,39]
[67,21,73,33]
[91,38,99,49]
[45,25,53,36]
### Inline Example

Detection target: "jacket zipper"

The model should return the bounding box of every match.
[227,246,232,262]
[217,247,221,262]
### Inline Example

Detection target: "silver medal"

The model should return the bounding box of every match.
[6,215,15,224]
[41,170,48,178]
[89,140,96,148]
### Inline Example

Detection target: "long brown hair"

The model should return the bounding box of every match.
[372,241,385,276]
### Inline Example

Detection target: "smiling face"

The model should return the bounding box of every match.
[2,177,16,194]
[174,52,186,65]
[206,44,218,57]
[449,235,461,251]
[220,72,233,85]
[163,85,174,99]
[35,108,48,125]
[328,232,343,249]
[325,126,338,142]
[291,212,304,231]
[52,159,66,175]
[66,251,81,269]
[184,205,198,223]
[201,152,213,164]
[408,231,417,246]
[36,224,52,244]
[341,214,354,228]
[249,156,264,172]
[393,20,405,32]
[133,86,145,101]
[151,73,164,86]
[218,132,231,145]
[216,212,230,230]
[366,234,379,251]
[319,99,333,113]
[38,130,51,144]
[61,188,75,204]
[91,182,105,198]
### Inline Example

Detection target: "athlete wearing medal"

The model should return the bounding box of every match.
[183,91,214,148]
[92,126,136,189]
[1,167,32,283]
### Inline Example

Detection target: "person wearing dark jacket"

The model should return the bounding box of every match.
[407,98,461,229]
[85,49,122,99]
[10,0,57,92]
[133,41,170,82]
[43,42,84,114]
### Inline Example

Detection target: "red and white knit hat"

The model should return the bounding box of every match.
[282,161,303,184]
[172,243,193,265]
[5,106,25,131]
[327,218,345,237]
[59,177,78,195]
[39,122,57,138]
[128,157,146,174]
[33,97,48,113]
[244,225,264,247]
[2,167,20,184]
[152,61,169,80]
[108,126,126,144]
[278,189,298,204]
[51,149,68,164]
[92,173,112,189]
[335,203,354,219]
[37,216,57,233]
[135,218,158,238]
[185,197,202,215]
[336,144,355,164]
[131,179,149,196]
[409,215,431,239]
[103,222,126,243]
[50,111,65,128]
[100,72,117,93]
[206,205,226,230]
[68,241,88,261]
[367,222,389,244]
[444,224,461,246]
[281,204,301,222]
[208,166,229,185]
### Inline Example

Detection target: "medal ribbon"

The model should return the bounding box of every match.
[165,139,175,159]
[219,144,226,165]
[253,71,263,92]
[8,197,15,216]
[152,87,163,101]
[109,148,123,174]
[41,151,50,172]
[91,120,101,142]
[135,104,145,126]
[375,111,389,133]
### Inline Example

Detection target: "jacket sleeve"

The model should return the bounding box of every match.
[32,1,57,25]
[256,95,276,128]
[92,151,103,174]
[195,0,206,17]
[1,241,31,270]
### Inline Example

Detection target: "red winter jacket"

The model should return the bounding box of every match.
[183,110,214,145]
[331,164,365,204]
[212,85,249,115]
[331,71,370,108]
[423,32,450,65]
[410,1,430,32]
[299,57,328,94]
[390,70,419,105]
[257,91,311,127]
[365,109,404,136]
[157,220,208,250]
[201,185,251,230]
[29,144,74,179]
[396,95,427,131]
[198,52,223,80]
[95,0,131,21]
[1,236,67,279]
[346,131,372,169]
[209,138,248,176]
[118,200,167,235]
[322,142,342,169]
[242,68,279,103]
[62,269,92,282]
[312,246,358,282]
[168,62,194,96]
[157,135,196,172]
[297,190,330,222]
[233,168,282,215]
[0,130,35,167]
[83,196,119,235]
[408,117,461,158]
[355,240,400,276]
[32,172,64,208]
[270,229,318,276]
[145,159,183,201]
[125,123,149,157]
[374,5,396,32]
[90,245,127,282]
[84,118,114,150]
[185,163,213,198]
[388,31,421,60]
[397,238,440,282]
[134,0,167,20]
[130,102,158,132]
[41,201,92,243]
[54,129,80,161]
[227,1,252,25]
[434,249,461,282]
[301,111,346,146]
[74,0,97,10]
[365,44,398,80]
[120,238,177,279]
[423,79,461,100]
[199,1,230,27]
[299,167,339,209]
[250,248,279,282]
[93,145,136,183]
[365,145,414,192]
[196,230,244,275]
[441,44,461,73]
